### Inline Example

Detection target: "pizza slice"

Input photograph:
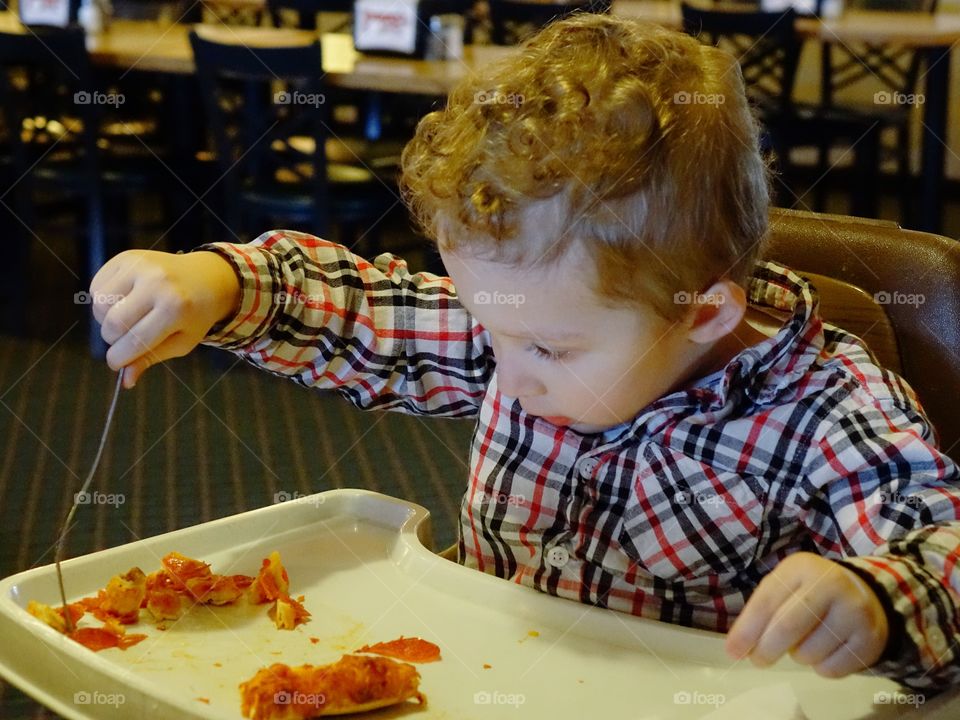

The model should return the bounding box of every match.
[239,655,425,719]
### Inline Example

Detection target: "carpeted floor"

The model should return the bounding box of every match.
[0,333,474,718]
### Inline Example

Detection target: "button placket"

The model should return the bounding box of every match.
[579,457,600,479]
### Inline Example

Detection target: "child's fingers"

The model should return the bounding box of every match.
[747,588,830,667]
[788,607,847,666]
[725,566,797,659]
[105,308,177,372]
[122,333,194,388]
[812,640,867,678]
[90,269,136,325]
[99,292,154,346]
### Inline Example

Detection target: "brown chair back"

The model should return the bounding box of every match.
[763,207,960,462]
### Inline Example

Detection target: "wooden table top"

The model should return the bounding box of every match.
[2,2,960,93]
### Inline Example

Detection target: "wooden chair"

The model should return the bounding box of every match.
[0,26,167,353]
[681,2,883,218]
[763,207,960,461]
[189,28,397,249]
[816,0,938,226]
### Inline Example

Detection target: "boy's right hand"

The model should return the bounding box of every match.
[90,250,241,389]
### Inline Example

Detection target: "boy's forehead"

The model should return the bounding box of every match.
[438,195,581,263]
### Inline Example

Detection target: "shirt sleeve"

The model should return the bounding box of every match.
[791,382,960,689]
[192,230,494,418]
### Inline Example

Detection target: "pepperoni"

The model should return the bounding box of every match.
[355,637,441,663]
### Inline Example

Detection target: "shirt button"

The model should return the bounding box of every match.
[579,457,600,478]
[545,546,570,568]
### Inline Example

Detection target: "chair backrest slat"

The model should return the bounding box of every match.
[681,4,801,116]
[189,30,331,237]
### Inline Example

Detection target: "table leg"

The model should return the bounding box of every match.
[918,44,951,235]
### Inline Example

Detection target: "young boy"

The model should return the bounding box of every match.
[90,15,960,689]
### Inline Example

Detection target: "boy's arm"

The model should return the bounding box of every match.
[196,230,494,417]
[790,392,960,689]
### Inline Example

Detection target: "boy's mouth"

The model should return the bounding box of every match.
[541,415,574,427]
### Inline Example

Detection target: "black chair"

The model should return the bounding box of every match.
[816,0,938,226]
[0,27,163,351]
[487,0,611,45]
[189,29,397,249]
[681,3,882,218]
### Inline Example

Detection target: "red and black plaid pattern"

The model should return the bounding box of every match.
[199,231,960,689]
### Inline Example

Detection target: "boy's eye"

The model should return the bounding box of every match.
[530,344,568,362]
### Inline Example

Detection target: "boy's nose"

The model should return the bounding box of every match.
[496,360,544,400]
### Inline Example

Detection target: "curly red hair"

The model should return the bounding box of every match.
[400,13,769,319]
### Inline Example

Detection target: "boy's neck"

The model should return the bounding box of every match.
[669,312,775,397]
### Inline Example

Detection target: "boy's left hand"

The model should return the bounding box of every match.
[725,552,889,678]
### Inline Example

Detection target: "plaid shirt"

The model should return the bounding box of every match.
[200,230,960,689]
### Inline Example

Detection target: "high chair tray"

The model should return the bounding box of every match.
[0,489,955,719]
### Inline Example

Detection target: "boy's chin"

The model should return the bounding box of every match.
[568,420,619,435]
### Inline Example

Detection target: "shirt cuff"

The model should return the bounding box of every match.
[190,243,280,349]
[837,554,959,689]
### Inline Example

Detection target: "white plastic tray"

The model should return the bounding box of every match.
[0,489,957,719]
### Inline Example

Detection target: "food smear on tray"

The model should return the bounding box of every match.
[355,636,441,663]
[26,550,309,651]
[239,654,425,719]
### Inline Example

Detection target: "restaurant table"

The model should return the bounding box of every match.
[1,2,958,232]
[614,1,960,236]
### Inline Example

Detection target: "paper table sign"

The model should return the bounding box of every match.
[761,0,843,17]
[354,0,420,55]
[19,0,75,27]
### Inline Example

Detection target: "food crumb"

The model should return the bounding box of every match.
[213,662,223,668]
[270,651,283,655]
[309,637,320,644]
[196,697,210,704]
[528,630,539,638]
[482,663,492,669]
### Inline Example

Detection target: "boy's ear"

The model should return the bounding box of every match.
[683,280,747,345]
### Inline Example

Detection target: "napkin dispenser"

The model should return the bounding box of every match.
[354,0,465,58]
[19,0,80,27]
